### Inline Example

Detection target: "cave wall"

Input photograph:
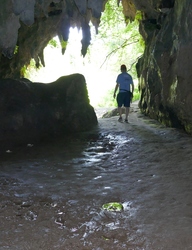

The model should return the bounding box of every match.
[137,0,192,133]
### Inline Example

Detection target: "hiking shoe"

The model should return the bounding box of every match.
[118,117,123,122]
[125,119,128,123]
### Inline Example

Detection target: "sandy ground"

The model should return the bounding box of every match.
[1,102,192,249]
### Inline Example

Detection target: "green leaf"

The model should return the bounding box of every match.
[102,202,124,212]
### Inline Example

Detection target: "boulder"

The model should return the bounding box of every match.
[0,74,97,147]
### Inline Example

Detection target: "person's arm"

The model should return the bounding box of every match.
[131,82,134,94]
[113,83,119,99]
[130,82,134,101]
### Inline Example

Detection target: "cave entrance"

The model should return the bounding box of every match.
[26,1,143,108]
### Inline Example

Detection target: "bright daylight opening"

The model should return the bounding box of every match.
[29,27,116,107]
[26,1,143,108]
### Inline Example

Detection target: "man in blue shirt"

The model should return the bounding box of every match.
[113,64,134,123]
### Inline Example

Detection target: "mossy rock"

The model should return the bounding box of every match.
[102,202,124,212]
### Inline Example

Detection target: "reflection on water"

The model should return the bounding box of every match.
[1,116,192,249]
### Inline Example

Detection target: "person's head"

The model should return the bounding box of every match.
[120,64,127,72]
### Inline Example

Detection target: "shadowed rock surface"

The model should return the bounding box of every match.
[0,74,97,147]
[137,0,192,134]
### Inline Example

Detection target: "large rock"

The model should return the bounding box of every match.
[0,74,97,147]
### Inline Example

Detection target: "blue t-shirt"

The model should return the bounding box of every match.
[116,72,133,92]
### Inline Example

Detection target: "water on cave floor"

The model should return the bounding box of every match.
[1,111,192,250]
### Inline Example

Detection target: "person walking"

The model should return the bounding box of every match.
[113,64,134,123]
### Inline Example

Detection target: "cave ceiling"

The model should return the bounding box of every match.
[0,0,164,78]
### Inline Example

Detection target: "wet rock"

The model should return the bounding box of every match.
[24,211,37,221]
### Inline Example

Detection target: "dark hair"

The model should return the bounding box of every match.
[121,64,127,71]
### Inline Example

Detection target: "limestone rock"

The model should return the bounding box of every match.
[0,74,97,147]
[137,0,192,133]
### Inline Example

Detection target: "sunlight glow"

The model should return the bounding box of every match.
[29,27,116,107]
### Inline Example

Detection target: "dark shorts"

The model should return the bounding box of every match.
[117,91,131,107]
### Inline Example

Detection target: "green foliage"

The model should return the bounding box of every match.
[20,65,27,78]
[14,45,19,54]
[21,59,41,79]
[132,86,140,102]
[48,37,67,50]
[97,89,117,107]
[97,85,140,107]
[48,38,59,48]
[102,202,124,212]
[98,0,124,38]
[60,40,68,49]
[94,0,144,78]
[135,11,143,21]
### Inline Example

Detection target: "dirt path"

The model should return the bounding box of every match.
[1,102,192,249]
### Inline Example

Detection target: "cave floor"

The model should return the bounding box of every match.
[1,103,192,250]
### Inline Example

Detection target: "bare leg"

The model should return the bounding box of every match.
[118,107,122,118]
[125,107,130,120]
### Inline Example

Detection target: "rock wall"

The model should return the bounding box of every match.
[137,0,192,133]
[0,74,97,147]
